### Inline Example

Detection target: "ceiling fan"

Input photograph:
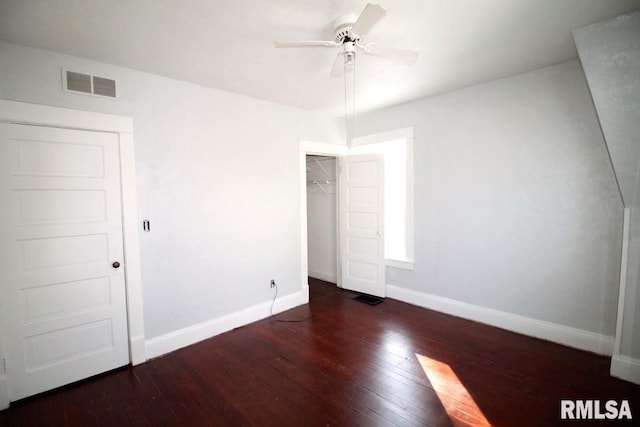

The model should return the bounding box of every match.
[274,3,419,77]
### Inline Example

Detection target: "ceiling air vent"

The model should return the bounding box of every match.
[63,69,117,98]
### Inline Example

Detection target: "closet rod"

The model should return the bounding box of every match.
[307,179,334,196]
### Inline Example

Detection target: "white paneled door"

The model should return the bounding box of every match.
[339,154,385,297]
[0,123,129,401]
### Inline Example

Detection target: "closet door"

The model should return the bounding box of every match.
[339,154,385,297]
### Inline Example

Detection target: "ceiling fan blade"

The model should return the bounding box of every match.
[274,40,339,48]
[330,52,344,78]
[364,43,419,64]
[350,3,386,37]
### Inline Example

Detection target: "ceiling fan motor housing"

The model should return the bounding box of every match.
[333,14,360,43]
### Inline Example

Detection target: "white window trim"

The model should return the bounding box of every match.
[351,127,415,269]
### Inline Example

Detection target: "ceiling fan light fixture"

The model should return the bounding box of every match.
[345,52,355,72]
[343,41,356,72]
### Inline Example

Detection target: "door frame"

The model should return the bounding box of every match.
[0,100,145,408]
[299,141,348,296]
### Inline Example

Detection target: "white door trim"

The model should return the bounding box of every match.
[299,141,348,294]
[0,100,145,408]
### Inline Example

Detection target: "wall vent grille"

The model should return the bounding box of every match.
[63,69,117,98]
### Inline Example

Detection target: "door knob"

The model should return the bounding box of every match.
[112,261,121,269]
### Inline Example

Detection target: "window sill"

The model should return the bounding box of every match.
[385,259,415,270]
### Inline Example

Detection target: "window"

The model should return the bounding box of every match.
[351,127,414,269]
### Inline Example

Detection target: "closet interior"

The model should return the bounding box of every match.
[306,155,338,284]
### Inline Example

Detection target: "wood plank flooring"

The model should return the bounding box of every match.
[1,278,638,426]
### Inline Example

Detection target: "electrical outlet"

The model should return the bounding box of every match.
[270,279,276,288]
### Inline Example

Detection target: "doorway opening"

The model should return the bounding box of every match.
[299,141,348,297]
[306,155,338,285]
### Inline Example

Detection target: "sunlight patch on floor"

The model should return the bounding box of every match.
[416,353,491,427]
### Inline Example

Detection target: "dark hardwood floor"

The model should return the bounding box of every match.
[1,278,638,426]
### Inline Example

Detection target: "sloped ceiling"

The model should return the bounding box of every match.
[0,0,639,116]
[574,12,640,208]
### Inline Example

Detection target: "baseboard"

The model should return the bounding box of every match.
[145,288,308,360]
[308,270,337,284]
[611,354,640,385]
[129,334,146,365]
[301,283,310,304]
[386,285,614,356]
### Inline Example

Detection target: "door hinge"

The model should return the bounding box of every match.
[2,358,6,375]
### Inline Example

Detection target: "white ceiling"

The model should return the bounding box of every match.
[1,0,638,116]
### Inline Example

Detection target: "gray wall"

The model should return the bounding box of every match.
[0,39,627,354]
[0,41,342,340]
[354,60,623,336]
[574,11,640,359]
